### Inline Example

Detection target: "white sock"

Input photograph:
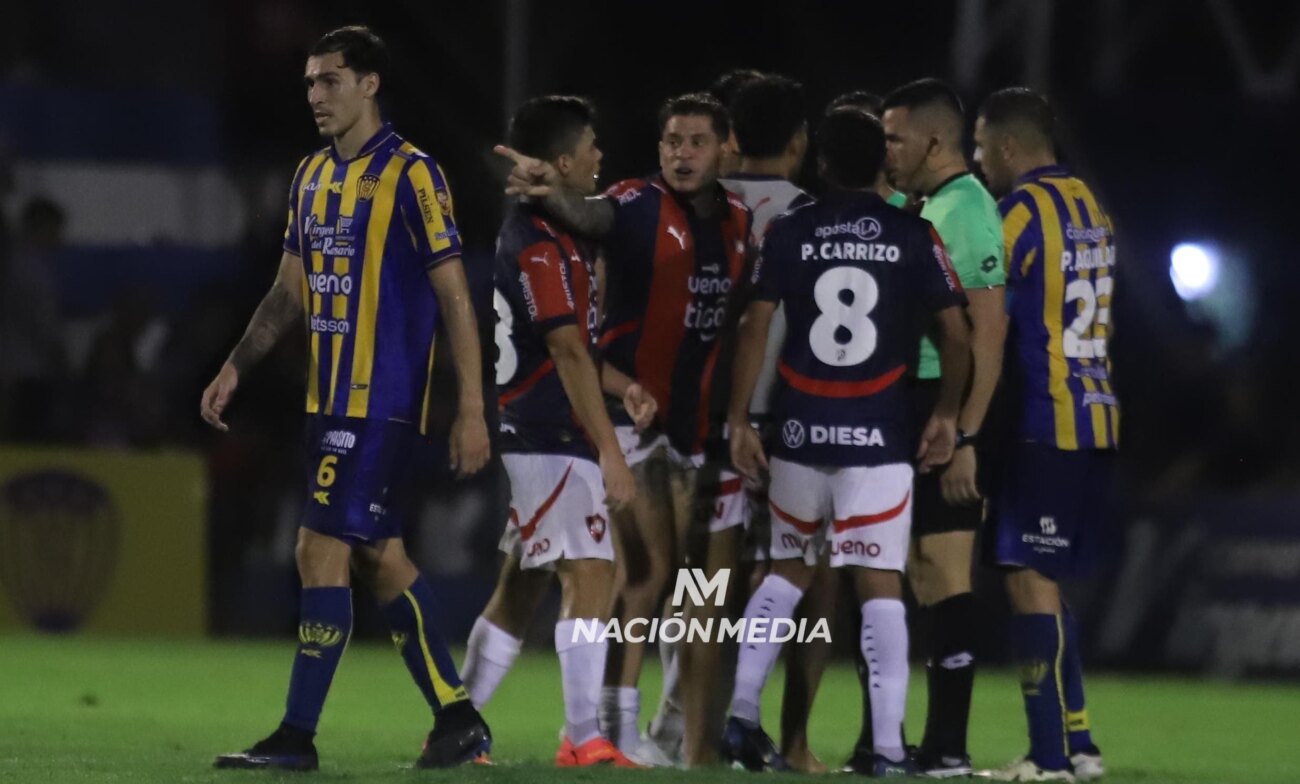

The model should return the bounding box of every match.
[461,616,522,710]
[729,574,804,724]
[862,598,909,762]
[599,685,640,752]
[556,619,607,745]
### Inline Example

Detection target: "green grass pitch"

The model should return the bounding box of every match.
[2,633,1297,782]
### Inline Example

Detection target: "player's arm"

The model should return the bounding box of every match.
[600,362,657,432]
[428,259,490,477]
[545,326,635,508]
[200,250,303,431]
[727,299,777,481]
[493,145,614,237]
[918,305,972,473]
[943,286,1007,502]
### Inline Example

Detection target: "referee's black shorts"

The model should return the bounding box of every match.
[909,378,986,537]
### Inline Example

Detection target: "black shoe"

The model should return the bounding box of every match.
[415,701,492,769]
[214,724,319,771]
[843,745,876,774]
[917,750,974,778]
[869,752,923,777]
[720,716,789,773]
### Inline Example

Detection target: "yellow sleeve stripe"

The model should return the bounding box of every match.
[1003,200,1036,277]
[406,160,453,255]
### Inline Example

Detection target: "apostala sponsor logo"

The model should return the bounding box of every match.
[814,216,882,241]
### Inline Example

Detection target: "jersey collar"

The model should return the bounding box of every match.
[653,172,729,215]
[332,122,399,163]
[925,170,973,199]
[722,172,789,183]
[1016,164,1069,186]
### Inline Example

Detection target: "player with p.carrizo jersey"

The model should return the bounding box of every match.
[722,107,972,775]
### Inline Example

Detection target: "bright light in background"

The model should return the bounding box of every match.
[1170,242,1221,301]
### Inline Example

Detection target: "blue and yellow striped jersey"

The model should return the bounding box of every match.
[283,123,462,432]
[999,164,1119,450]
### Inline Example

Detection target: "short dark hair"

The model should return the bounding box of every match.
[816,108,886,189]
[508,96,596,161]
[882,77,964,119]
[827,90,884,118]
[709,68,765,109]
[309,26,390,88]
[730,75,806,159]
[979,87,1055,141]
[658,93,730,141]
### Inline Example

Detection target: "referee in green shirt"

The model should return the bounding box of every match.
[855,79,1006,777]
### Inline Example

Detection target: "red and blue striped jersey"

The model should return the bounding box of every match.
[493,204,600,459]
[283,123,462,433]
[999,165,1119,450]
[753,190,966,467]
[599,175,752,457]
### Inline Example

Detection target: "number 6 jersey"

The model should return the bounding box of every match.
[753,190,967,467]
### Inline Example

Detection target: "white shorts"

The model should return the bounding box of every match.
[615,425,669,468]
[499,454,613,570]
[741,479,772,561]
[766,457,913,570]
[695,466,748,534]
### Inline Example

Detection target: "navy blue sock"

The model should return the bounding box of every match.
[382,575,469,714]
[1062,605,1093,752]
[283,587,352,732]
[1010,613,1070,772]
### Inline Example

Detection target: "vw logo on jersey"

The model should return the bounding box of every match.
[782,419,806,449]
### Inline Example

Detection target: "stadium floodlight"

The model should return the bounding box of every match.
[1169,242,1220,302]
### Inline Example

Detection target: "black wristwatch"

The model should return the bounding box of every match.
[954,429,979,450]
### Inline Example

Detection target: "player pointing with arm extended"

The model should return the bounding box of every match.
[457,95,651,768]
[203,26,491,772]
[499,94,754,768]
[721,107,971,776]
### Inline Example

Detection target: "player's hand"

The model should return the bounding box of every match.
[600,450,637,511]
[623,382,658,432]
[494,145,558,198]
[450,412,491,478]
[199,362,239,432]
[730,422,768,482]
[916,414,956,474]
[940,445,981,505]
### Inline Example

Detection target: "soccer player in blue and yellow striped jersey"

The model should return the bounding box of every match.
[201,26,491,772]
[974,87,1114,782]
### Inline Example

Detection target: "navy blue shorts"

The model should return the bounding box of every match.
[986,442,1116,580]
[300,415,417,544]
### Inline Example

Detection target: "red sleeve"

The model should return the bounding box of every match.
[517,240,577,332]
[918,223,969,311]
